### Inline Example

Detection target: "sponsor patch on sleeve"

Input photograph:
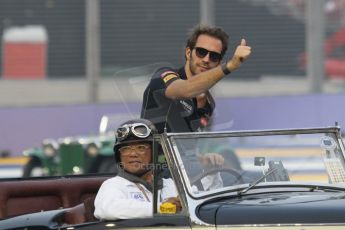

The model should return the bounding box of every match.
[160,71,179,85]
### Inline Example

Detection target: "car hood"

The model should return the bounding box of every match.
[197,191,345,225]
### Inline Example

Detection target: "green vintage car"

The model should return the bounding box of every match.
[22,115,119,177]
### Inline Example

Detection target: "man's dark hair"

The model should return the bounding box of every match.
[186,24,229,57]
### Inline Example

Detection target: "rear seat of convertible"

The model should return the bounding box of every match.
[0,176,110,222]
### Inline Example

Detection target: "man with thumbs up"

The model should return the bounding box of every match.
[141,24,251,133]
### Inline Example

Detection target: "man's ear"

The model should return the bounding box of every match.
[185,47,192,61]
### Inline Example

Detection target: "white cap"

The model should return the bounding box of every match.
[3,25,48,43]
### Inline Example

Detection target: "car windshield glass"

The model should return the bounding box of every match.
[169,130,345,197]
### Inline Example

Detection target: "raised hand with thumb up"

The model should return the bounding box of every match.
[226,38,251,72]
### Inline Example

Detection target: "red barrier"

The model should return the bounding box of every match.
[2,26,47,79]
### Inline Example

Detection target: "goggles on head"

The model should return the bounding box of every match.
[116,123,152,141]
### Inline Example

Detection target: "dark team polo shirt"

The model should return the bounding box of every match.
[140,66,214,133]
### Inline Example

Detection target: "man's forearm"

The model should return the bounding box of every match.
[166,65,225,99]
[184,65,226,97]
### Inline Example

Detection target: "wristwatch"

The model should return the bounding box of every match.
[221,63,231,75]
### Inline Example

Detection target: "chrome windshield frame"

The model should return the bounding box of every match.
[158,126,345,225]
[164,126,345,198]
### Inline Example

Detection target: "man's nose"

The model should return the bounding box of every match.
[202,53,210,62]
[128,148,139,156]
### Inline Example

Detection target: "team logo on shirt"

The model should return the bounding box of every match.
[179,100,193,114]
[160,71,178,84]
[130,192,146,201]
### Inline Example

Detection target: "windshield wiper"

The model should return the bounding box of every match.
[237,167,278,196]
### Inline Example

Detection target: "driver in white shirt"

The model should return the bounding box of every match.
[94,118,223,220]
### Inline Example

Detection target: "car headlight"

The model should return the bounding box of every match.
[42,139,59,158]
[43,144,57,157]
[86,143,99,157]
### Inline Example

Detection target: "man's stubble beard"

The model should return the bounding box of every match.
[188,56,198,76]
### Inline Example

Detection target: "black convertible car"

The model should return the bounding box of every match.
[1,126,345,229]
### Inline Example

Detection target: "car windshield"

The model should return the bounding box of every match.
[168,128,345,198]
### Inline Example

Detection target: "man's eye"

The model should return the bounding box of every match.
[121,147,131,152]
[137,145,147,151]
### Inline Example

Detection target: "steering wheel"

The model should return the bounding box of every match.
[190,167,244,189]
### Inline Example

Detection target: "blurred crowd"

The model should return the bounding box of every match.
[244,0,345,31]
